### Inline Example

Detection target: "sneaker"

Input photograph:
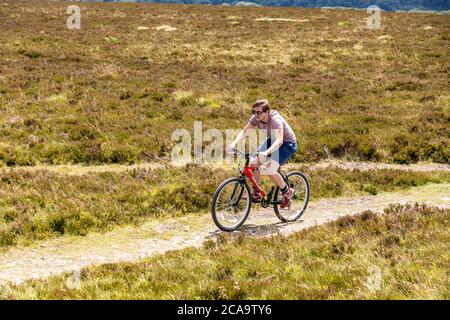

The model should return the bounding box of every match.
[280,187,294,209]
[252,189,262,202]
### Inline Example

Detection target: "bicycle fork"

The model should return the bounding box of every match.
[227,179,245,208]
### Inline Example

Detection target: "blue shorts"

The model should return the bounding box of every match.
[257,138,297,165]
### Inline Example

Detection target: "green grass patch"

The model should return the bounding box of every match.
[0,166,448,247]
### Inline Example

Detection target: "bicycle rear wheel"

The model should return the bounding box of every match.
[211,177,251,232]
[274,171,310,222]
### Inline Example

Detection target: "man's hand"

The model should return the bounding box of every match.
[226,144,236,154]
[258,150,270,159]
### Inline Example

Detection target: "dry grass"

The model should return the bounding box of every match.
[0,1,448,165]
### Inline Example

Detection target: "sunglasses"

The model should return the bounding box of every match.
[252,110,266,116]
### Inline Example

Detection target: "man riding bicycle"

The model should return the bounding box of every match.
[227,99,298,209]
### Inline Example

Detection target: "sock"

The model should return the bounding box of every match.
[281,184,289,194]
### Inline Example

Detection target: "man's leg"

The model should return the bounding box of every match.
[266,160,285,188]
[255,160,285,188]
[254,159,286,203]
[269,142,298,208]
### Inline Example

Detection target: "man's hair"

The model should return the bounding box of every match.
[252,99,270,112]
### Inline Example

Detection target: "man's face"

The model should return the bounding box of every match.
[252,107,269,122]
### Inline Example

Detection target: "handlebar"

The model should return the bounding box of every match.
[231,148,258,158]
[229,148,263,167]
[234,149,259,158]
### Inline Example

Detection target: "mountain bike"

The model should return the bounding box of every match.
[211,149,310,232]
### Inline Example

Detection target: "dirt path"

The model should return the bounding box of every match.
[1,160,448,175]
[0,183,448,286]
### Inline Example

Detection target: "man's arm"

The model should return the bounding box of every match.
[261,128,284,156]
[228,121,255,149]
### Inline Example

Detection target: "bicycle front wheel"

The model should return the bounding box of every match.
[274,171,310,222]
[211,177,251,232]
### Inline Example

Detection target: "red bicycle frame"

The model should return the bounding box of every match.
[234,149,286,207]
[242,164,266,198]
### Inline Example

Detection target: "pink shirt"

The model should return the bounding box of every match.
[249,110,296,143]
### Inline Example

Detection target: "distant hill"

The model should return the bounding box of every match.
[101,0,450,11]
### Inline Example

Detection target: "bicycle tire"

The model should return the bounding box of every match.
[273,171,310,222]
[211,177,251,232]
